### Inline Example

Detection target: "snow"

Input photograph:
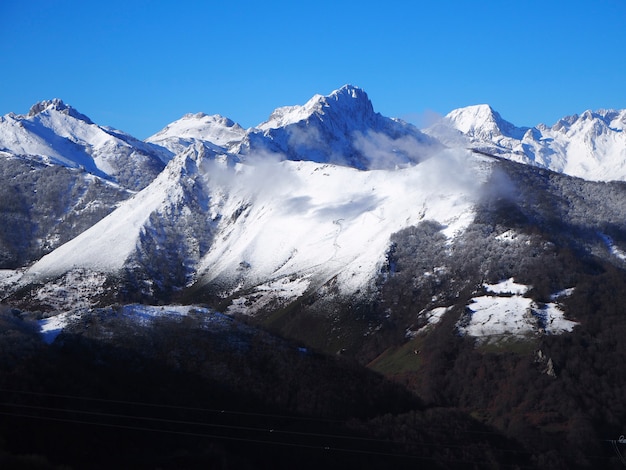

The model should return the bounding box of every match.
[257,85,369,131]
[430,105,626,182]
[551,287,575,300]
[0,99,170,188]
[408,306,450,337]
[146,113,246,155]
[37,304,226,343]
[495,230,519,242]
[119,304,226,327]
[227,276,311,316]
[484,278,529,295]
[39,311,81,344]
[23,146,199,279]
[30,269,108,311]
[196,148,485,299]
[425,307,449,325]
[20,142,485,310]
[599,233,626,261]
[0,269,23,290]
[457,280,578,341]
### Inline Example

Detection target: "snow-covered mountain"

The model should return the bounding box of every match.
[428,104,626,182]
[0,152,131,269]
[238,85,442,169]
[146,85,441,170]
[6,86,626,469]
[0,99,171,190]
[146,113,247,156]
[5,85,626,345]
[20,142,482,309]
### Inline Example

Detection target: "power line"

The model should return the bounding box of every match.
[0,398,541,464]
[0,401,389,445]
[0,387,511,438]
[0,388,342,423]
[0,410,510,466]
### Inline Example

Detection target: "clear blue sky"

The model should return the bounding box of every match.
[2,1,625,139]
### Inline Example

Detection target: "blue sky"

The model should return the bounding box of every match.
[1,1,625,139]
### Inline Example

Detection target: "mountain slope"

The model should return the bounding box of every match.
[18,145,483,309]
[0,152,130,269]
[21,144,221,297]
[0,99,171,190]
[5,87,626,468]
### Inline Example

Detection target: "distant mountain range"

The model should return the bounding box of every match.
[3,84,626,331]
[427,103,626,182]
[2,85,626,468]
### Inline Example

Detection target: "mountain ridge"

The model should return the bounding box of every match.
[429,103,626,182]
[0,99,170,190]
[3,86,626,468]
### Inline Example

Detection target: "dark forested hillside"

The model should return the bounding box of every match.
[0,306,536,469]
[4,88,626,469]
[0,157,128,269]
[222,158,626,468]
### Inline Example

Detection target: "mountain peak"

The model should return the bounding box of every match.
[318,84,373,116]
[446,104,499,129]
[329,84,369,101]
[259,85,375,131]
[445,104,526,140]
[28,98,94,124]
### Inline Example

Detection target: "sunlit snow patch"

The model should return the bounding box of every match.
[599,233,626,261]
[227,276,311,315]
[407,306,451,337]
[457,279,577,342]
[39,311,82,344]
[484,278,529,295]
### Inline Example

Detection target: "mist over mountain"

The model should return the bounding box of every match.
[2,86,626,468]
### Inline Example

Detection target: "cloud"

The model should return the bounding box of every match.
[352,130,440,170]
[286,124,322,151]
[401,109,444,129]
[417,147,484,196]
[200,147,298,203]
[312,193,383,220]
[422,116,472,149]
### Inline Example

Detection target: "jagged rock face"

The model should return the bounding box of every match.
[28,98,94,124]
[144,85,441,170]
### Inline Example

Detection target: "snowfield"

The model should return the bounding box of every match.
[457,279,578,341]
[21,145,489,308]
[195,148,487,300]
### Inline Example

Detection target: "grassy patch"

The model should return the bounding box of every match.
[368,338,425,375]
[475,335,538,355]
